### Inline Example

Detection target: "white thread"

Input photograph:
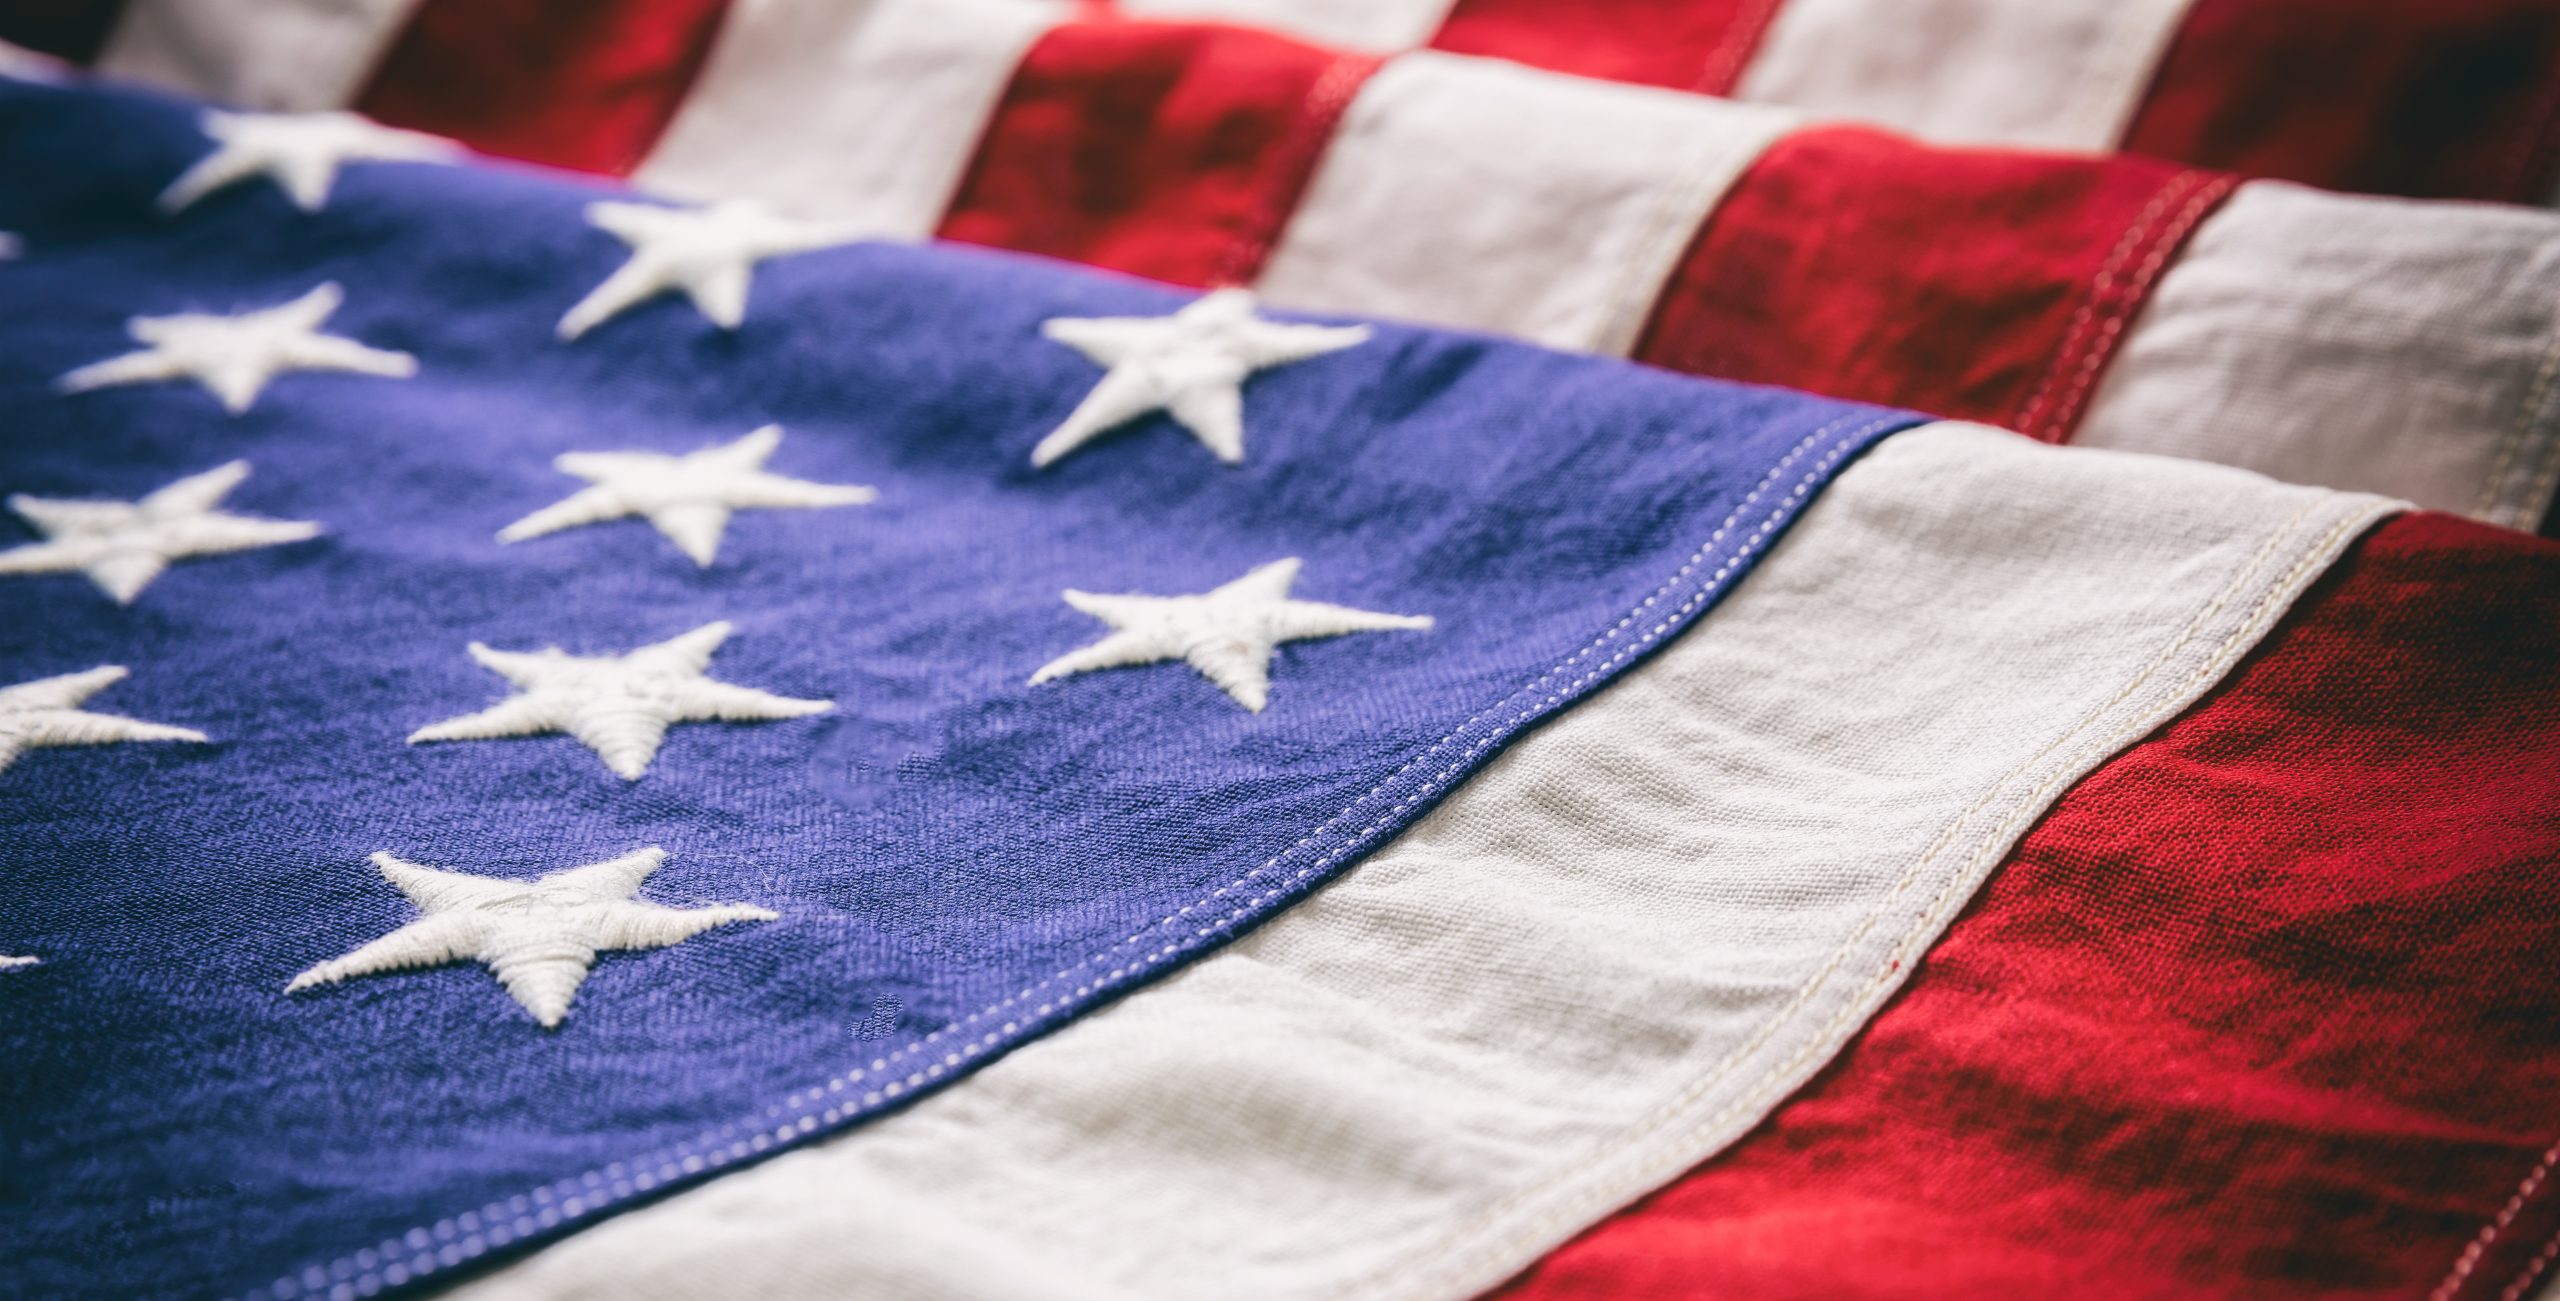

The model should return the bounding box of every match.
[498,424,875,567]
[1032,289,1371,468]
[0,664,205,776]
[557,200,867,341]
[285,846,776,1029]
[0,459,320,605]
[406,620,831,782]
[1030,557,1432,713]
[56,282,415,415]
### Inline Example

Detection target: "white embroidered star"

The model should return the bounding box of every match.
[55,282,417,414]
[1033,289,1371,468]
[158,109,457,214]
[0,231,19,259]
[498,425,875,567]
[287,846,775,1028]
[558,200,860,341]
[0,461,320,604]
[409,620,831,780]
[1031,558,1431,712]
[0,955,36,971]
[0,665,206,775]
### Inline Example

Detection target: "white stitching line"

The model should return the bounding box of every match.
[247,410,1910,1301]
[1368,491,2387,1300]
[2471,317,2560,527]
[2435,1138,2560,1301]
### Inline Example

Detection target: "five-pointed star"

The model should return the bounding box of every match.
[558,200,861,341]
[1030,558,1432,713]
[1032,288,1372,468]
[0,665,206,775]
[0,461,321,604]
[410,620,831,780]
[497,424,876,566]
[287,846,775,1028]
[56,282,417,413]
[158,109,457,214]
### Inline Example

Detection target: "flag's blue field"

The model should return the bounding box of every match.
[0,78,1917,1298]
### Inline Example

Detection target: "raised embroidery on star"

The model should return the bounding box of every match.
[1033,288,1371,468]
[56,283,417,414]
[159,109,457,214]
[1031,558,1431,713]
[0,461,321,603]
[287,846,775,1028]
[498,425,875,566]
[409,620,831,780]
[0,665,206,775]
[0,955,36,971]
[559,200,863,341]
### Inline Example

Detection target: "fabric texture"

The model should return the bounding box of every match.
[1257,49,1797,355]
[632,0,1051,235]
[1637,125,2231,438]
[1430,0,1781,96]
[0,74,1913,1299]
[1733,0,2196,151]
[448,424,2395,1301]
[1500,512,2560,1301]
[2076,180,2560,532]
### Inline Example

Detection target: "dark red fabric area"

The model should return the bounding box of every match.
[2123,0,2560,203]
[938,19,1371,288]
[1430,0,1782,95]
[0,0,124,63]
[1635,128,2232,440]
[1498,512,2560,1301]
[353,0,735,176]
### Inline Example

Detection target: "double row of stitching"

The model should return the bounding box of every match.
[2433,1138,2560,1301]
[1370,489,2385,1301]
[2016,169,2234,442]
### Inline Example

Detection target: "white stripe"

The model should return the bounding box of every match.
[2077,181,2560,531]
[1736,0,2196,150]
[1258,51,1797,356]
[635,0,1057,235]
[1114,0,1456,51]
[95,0,423,111]
[451,424,2393,1301]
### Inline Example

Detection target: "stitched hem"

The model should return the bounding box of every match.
[2017,169,2235,443]
[236,408,1918,1301]
[1347,488,2399,1301]
[2470,322,2560,530]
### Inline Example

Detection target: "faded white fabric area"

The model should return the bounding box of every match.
[2078,181,2560,530]
[96,0,423,111]
[635,0,1055,235]
[1258,51,1798,356]
[1736,0,2194,149]
[1117,0,1454,51]
[450,425,2393,1301]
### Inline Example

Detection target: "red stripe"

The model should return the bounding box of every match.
[0,0,125,63]
[1635,127,2233,439]
[1429,0,1782,95]
[937,19,1374,288]
[2123,0,2560,203]
[1500,511,2560,1299]
[353,0,735,176]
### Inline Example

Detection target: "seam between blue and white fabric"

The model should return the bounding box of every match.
[239,408,1919,1301]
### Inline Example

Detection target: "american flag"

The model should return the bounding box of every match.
[4,4,2559,1300]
